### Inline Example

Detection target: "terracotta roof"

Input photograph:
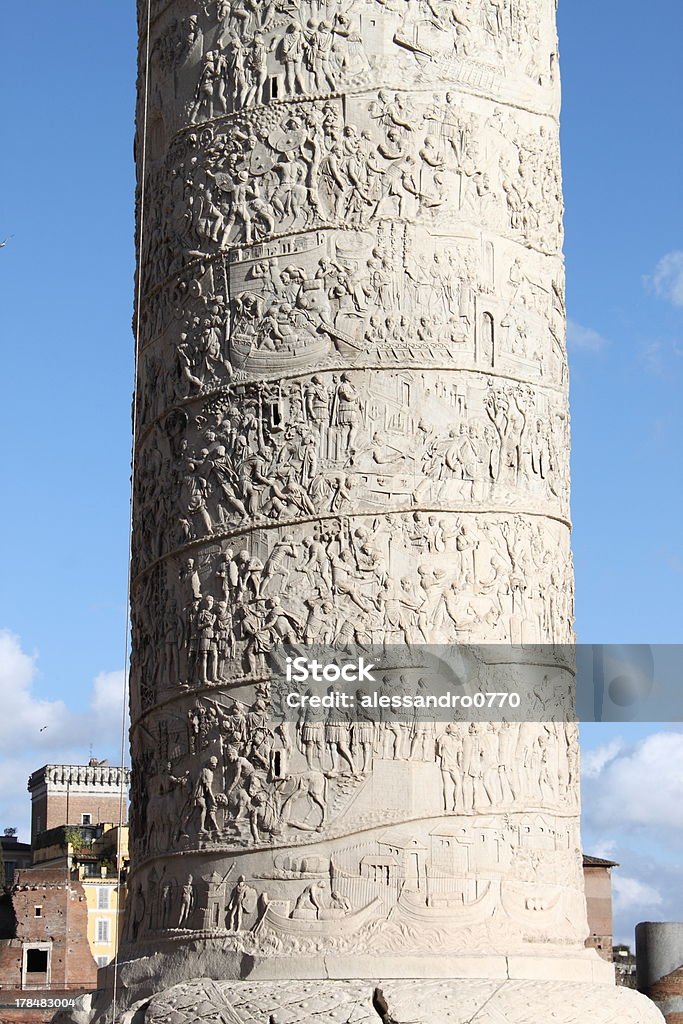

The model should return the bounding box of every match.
[583,854,619,868]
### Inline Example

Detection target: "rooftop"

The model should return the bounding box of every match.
[583,854,619,869]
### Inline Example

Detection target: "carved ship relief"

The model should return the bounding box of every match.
[392,877,500,928]
[260,895,383,938]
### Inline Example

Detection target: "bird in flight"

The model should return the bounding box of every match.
[0,237,13,249]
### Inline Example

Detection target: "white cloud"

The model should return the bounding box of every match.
[0,630,128,839]
[0,631,72,754]
[612,874,663,912]
[90,669,127,721]
[0,631,36,690]
[589,838,618,861]
[582,737,624,779]
[583,730,683,942]
[584,731,683,831]
[611,855,683,944]
[567,319,608,352]
[645,250,683,307]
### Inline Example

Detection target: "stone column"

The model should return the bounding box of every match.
[65,2,662,1022]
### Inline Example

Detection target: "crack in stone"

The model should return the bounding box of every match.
[372,982,511,1024]
[466,981,507,1023]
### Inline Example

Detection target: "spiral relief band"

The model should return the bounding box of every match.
[61,4,665,1023]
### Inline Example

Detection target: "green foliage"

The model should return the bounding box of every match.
[63,827,86,849]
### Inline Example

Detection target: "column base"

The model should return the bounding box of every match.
[54,975,664,1024]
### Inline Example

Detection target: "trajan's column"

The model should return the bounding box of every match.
[65,2,662,1022]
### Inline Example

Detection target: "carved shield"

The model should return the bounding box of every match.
[268,124,306,154]
[248,142,276,176]
[240,883,258,914]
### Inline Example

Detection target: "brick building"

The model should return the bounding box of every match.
[648,965,683,1024]
[0,865,96,993]
[583,854,619,961]
[1,831,32,885]
[28,764,129,845]
[31,822,129,970]
[0,760,130,1019]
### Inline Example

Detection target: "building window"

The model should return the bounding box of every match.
[34,906,42,918]
[96,956,110,968]
[97,887,110,910]
[81,813,92,825]
[96,919,110,944]
[26,949,49,974]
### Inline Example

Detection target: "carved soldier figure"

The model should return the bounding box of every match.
[224,744,259,824]
[305,375,330,431]
[297,693,326,771]
[280,21,307,94]
[226,875,256,931]
[324,690,356,777]
[190,756,221,835]
[436,723,462,811]
[410,679,438,762]
[461,722,482,810]
[249,789,282,842]
[331,373,360,454]
[196,595,218,684]
[214,599,234,676]
[262,534,299,593]
[352,693,375,774]
[178,875,195,927]
[191,50,228,121]
[244,33,273,106]
[305,19,336,92]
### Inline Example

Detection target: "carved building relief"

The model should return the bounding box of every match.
[124,0,588,988]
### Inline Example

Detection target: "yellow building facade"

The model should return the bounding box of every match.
[78,823,129,967]
[80,877,126,967]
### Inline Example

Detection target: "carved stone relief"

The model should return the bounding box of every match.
[91,1,663,1021]
[138,978,664,1024]
[138,95,562,300]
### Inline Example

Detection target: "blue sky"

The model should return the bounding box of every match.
[1,0,682,944]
